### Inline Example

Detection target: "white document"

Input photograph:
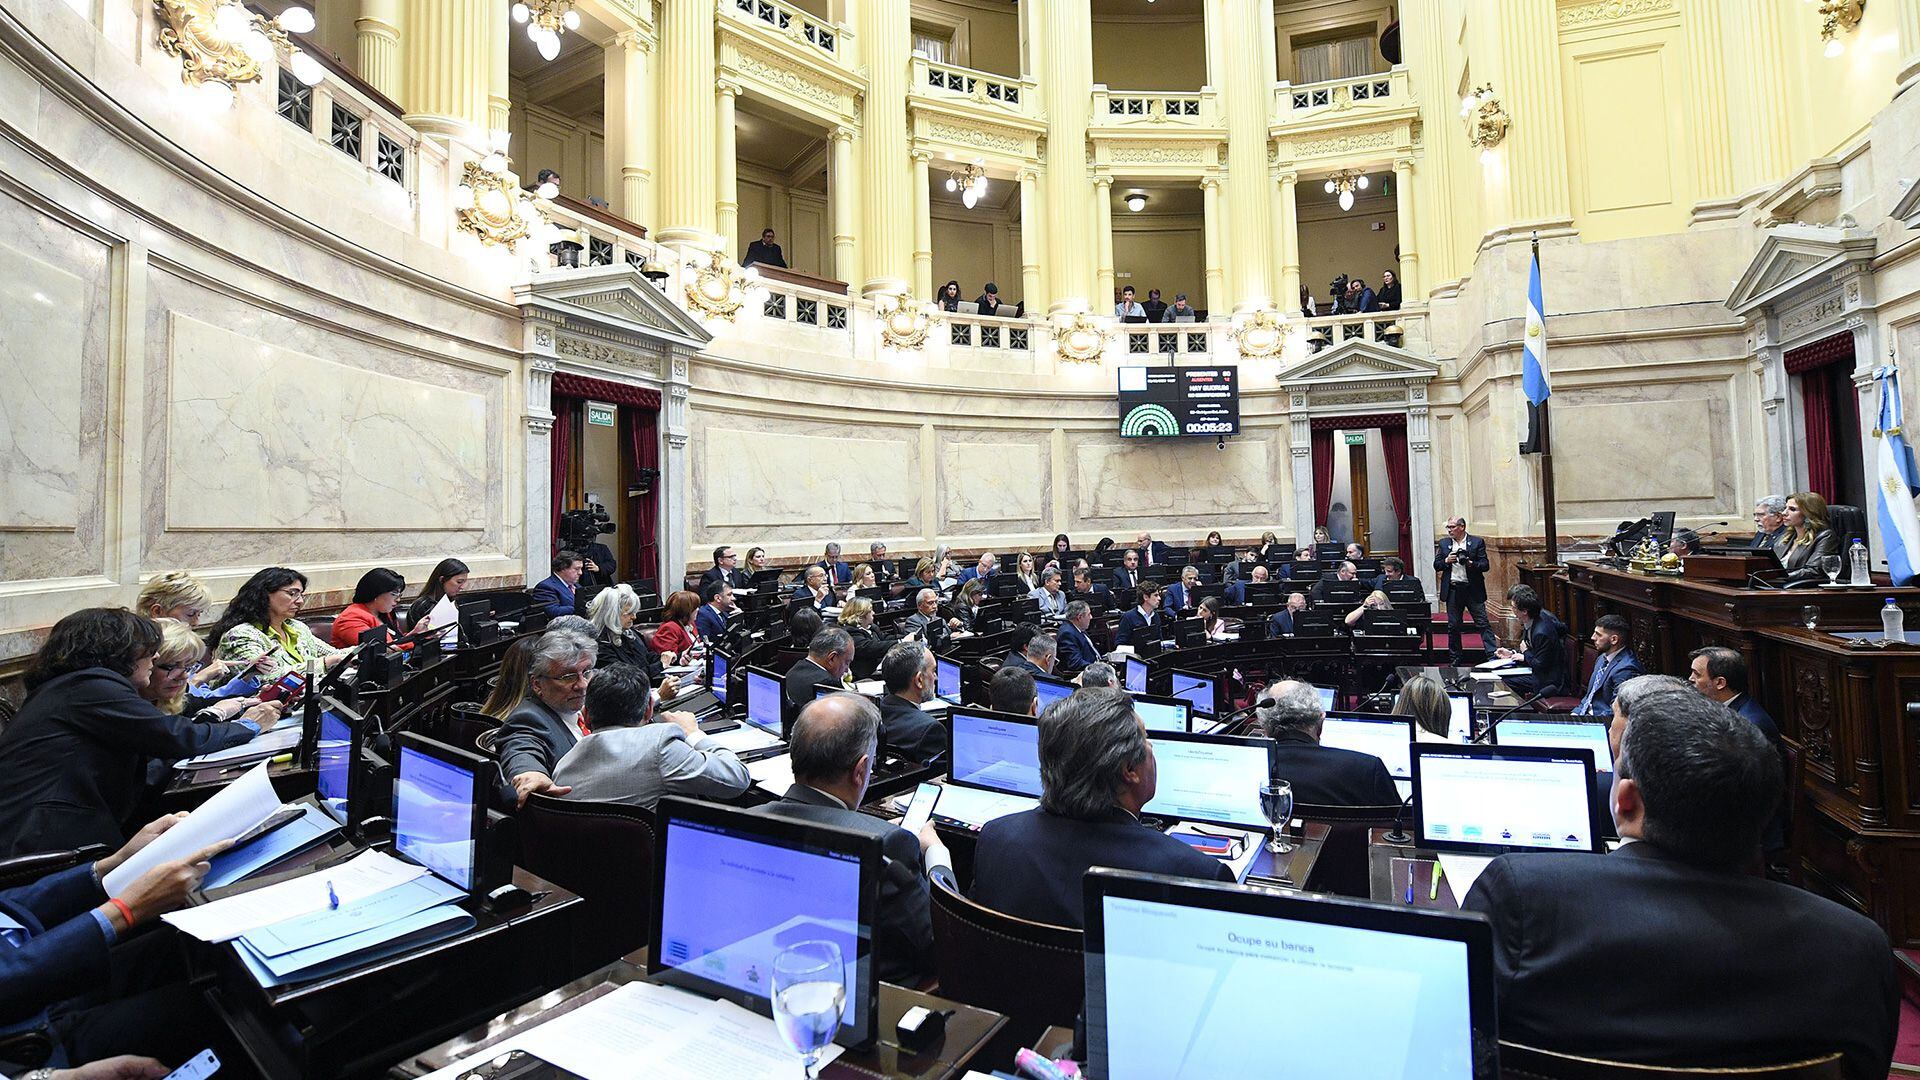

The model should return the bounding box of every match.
[1474,656,1518,671]
[1437,853,1494,900]
[420,981,844,1080]
[174,725,303,769]
[1470,668,1529,681]
[427,594,460,646]
[746,754,796,795]
[162,849,427,942]
[105,762,282,895]
[700,724,783,755]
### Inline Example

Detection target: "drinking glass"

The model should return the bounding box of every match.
[1259,779,1295,855]
[772,940,846,1079]
[1822,556,1844,586]
[1801,605,1821,630]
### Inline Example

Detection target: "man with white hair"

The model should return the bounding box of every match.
[1257,680,1399,807]
[1751,496,1788,552]
[498,629,597,806]
[954,551,998,588]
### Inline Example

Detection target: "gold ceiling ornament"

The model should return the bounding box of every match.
[1461,83,1509,159]
[876,293,934,350]
[511,0,582,62]
[1054,312,1110,364]
[681,249,757,321]
[1230,308,1289,359]
[153,0,323,109]
[1819,0,1866,57]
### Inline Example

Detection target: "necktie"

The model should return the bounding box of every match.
[1581,655,1611,713]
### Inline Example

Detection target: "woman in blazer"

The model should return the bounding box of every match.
[331,567,408,648]
[1776,490,1841,581]
[650,590,702,664]
[207,567,348,681]
[589,584,663,679]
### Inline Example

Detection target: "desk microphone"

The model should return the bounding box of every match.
[1472,688,1552,743]
[1383,794,1415,845]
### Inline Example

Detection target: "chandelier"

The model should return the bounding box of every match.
[1324,170,1369,212]
[511,0,581,62]
[153,0,324,110]
[944,163,990,209]
[1818,0,1865,57]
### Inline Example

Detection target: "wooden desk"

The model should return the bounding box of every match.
[391,954,1007,1080]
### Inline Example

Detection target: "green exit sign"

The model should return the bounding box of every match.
[585,401,616,427]
[1344,432,1366,445]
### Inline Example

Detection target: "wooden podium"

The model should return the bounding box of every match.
[1682,550,1774,584]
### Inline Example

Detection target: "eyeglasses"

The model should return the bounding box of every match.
[152,660,192,674]
[538,667,595,686]
[278,588,306,600]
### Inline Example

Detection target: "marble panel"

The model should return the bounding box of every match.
[1072,437,1273,521]
[700,422,915,529]
[940,435,1047,526]
[1553,384,1732,515]
[165,313,487,531]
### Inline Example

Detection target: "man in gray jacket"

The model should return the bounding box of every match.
[553,663,750,810]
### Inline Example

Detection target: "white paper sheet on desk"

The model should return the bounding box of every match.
[105,761,282,895]
[420,981,845,1080]
[162,849,427,942]
[428,595,460,646]
[701,724,782,754]
[1470,669,1529,681]
[1437,854,1493,900]
[174,725,303,769]
[1474,656,1519,671]
[746,754,796,795]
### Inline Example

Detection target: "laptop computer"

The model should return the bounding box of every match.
[1140,730,1274,831]
[1168,669,1218,719]
[1411,743,1607,855]
[1128,692,1192,734]
[931,707,1044,831]
[1032,672,1074,714]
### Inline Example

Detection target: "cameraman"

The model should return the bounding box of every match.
[559,505,617,588]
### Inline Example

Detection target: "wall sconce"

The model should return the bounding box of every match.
[153,0,323,110]
[452,132,549,249]
[1230,308,1288,359]
[876,293,934,349]
[681,250,758,321]
[1054,313,1110,364]
[1819,0,1866,56]
[1461,83,1509,161]
[1124,192,1148,213]
[511,0,581,62]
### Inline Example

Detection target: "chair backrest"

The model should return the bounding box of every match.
[0,844,111,891]
[1826,505,1868,551]
[1497,1042,1843,1080]
[927,874,1084,1034]
[1296,802,1402,898]
[517,793,659,965]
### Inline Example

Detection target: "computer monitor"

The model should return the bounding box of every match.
[1123,655,1148,694]
[947,706,1043,797]
[1315,685,1338,712]
[650,797,882,1050]
[392,734,488,894]
[1032,672,1074,714]
[314,697,366,830]
[744,666,784,736]
[709,648,730,705]
[1492,715,1615,773]
[1129,692,1192,734]
[1167,669,1217,718]
[1412,744,1607,855]
[1446,693,1474,743]
[935,655,962,701]
[1083,869,1497,1080]
[1320,713,1414,789]
[1140,731,1273,830]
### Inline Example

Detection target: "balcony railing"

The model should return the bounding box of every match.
[1092,86,1218,127]
[533,197,673,286]
[1275,67,1412,123]
[726,0,842,57]
[946,312,1035,352]
[912,56,1033,116]
[1297,307,1425,353]
[272,46,436,197]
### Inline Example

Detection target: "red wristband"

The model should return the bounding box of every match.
[106,897,134,927]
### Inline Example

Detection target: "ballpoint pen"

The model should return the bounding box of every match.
[1404,872,1414,904]
[326,881,339,910]
[1429,861,1443,902]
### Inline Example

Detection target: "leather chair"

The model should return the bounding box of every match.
[1497,1041,1842,1079]
[0,844,110,891]
[1539,636,1586,713]
[517,793,658,967]
[927,874,1083,1049]
[1826,504,1868,552]
[1294,803,1403,898]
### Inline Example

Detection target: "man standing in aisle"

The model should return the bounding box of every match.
[1435,516,1490,666]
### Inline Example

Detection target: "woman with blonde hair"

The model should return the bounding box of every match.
[480,636,539,721]
[1344,589,1394,628]
[148,619,282,729]
[843,563,878,599]
[838,597,897,678]
[1777,490,1840,580]
[136,571,214,625]
[1393,673,1454,743]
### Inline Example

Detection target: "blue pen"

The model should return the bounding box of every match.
[1404,873,1414,905]
[326,881,339,910]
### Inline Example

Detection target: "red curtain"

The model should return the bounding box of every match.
[550,398,577,543]
[1381,424,1412,557]
[552,372,661,409]
[1312,427,1336,526]
[627,404,660,584]
[1801,367,1837,503]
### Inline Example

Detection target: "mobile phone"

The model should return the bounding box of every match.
[162,1049,220,1080]
[231,805,307,847]
[899,781,941,837]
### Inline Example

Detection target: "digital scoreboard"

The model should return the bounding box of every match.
[1117,366,1240,438]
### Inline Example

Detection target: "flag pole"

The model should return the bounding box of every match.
[1534,232,1559,565]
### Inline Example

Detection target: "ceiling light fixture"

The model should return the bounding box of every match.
[1124,192,1148,213]
[511,0,581,62]
[153,1,324,109]
[1325,170,1369,212]
[944,163,990,209]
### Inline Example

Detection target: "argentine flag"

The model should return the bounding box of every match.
[1874,366,1920,586]
[1522,250,1550,406]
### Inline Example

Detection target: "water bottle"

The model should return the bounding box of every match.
[1884,598,1906,642]
[1850,538,1871,586]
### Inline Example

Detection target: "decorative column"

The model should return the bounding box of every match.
[660,351,693,588]
[856,0,913,296]
[1220,0,1276,309]
[656,0,717,248]
[829,126,858,284]
[1019,168,1044,311]
[1680,0,1734,207]
[603,29,654,225]
[1274,170,1299,314]
[523,351,558,584]
[399,0,497,142]
[911,150,933,300]
[1723,5,1794,193]
[1038,0,1094,312]
[1094,174,1115,307]
[355,0,402,101]
[1202,176,1225,314]
[715,79,742,259]
[1489,0,1572,227]
[487,0,509,133]
[1896,0,1920,95]
[1392,156,1420,299]
[1400,0,1458,285]
[1407,385,1437,597]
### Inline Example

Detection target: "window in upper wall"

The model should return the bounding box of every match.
[1292,29,1374,85]
[912,26,951,64]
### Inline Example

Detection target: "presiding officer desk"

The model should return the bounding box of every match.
[1539,558,1920,947]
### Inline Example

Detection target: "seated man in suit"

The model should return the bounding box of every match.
[1114,582,1165,647]
[754,694,954,984]
[1687,646,1787,854]
[1267,591,1308,637]
[1,812,237,1071]
[1574,614,1644,717]
[498,629,598,806]
[1493,585,1570,698]
[1751,495,1789,552]
[1281,545,1318,580]
[1005,633,1055,680]
[698,545,750,595]
[784,628,852,712]
[789,566,834,611]
[902,587,955,652]
[694,582,735,641]
[1141,288,1169,323]
[1308,561,1360,604]
[1163,565,1203,615]
[553,663,748,810]
[1464,690,1896,1079]
[1071,567,1108,598]
[1029,567,1068,616]
[817,543,851,586]
[953,551,998,589]
[1225,563,1269,604]
[1256,680,1401,807]
[530,550,586,618]
[1134,531,1173,570]
[1371,556,1420,597]
[1057,601,1102,671]
[1109,549,1144,596]
[866,542,896,584]
[1076,661,1117,688]
[971,688,1232,927]
[874,641,948,764]
[988,665,1037,716]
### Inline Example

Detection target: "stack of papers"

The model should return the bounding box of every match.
[745,754,795,795]
[421,981,845,1080]
[701,725,783,755]
[166,850,430,942]
[174,725,303,769]
[106,762,284,894]
[202,802,342,889]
